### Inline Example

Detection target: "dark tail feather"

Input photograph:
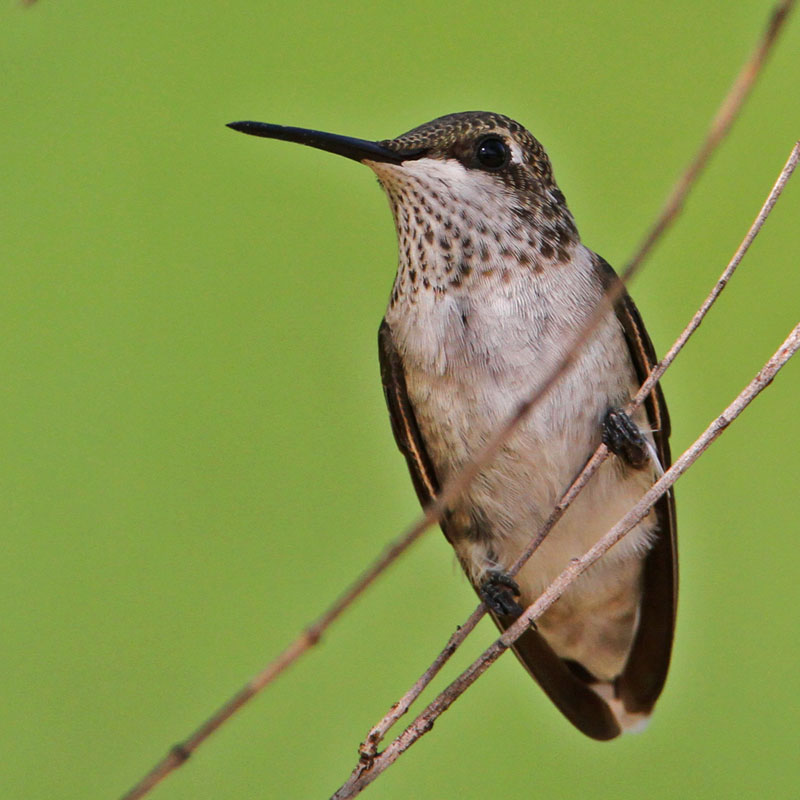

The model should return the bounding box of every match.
[616,513,677,714]
[495,613,622,741]
[495,510,676,739]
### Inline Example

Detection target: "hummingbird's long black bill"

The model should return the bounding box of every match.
[226,121,426,164]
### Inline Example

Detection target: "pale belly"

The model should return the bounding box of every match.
[387,279,660,679]
[402,344,659,593]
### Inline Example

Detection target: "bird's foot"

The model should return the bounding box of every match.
[602,408,649,469]
[480,570,524,618]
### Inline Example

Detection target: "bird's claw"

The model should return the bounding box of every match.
[602,407,649,469]
[480,570,524,618]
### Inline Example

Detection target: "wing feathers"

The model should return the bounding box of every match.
[593,254,678,718]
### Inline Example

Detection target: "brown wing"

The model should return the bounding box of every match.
[378,320,440,513]
[379,318,626,740]
[594,253,678,716]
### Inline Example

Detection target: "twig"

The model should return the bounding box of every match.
[357,140,800,757]
[622,0,796,278]
[118,5,795,798]
[333,321,800,799]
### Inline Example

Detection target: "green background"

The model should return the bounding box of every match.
[3,1,799,798]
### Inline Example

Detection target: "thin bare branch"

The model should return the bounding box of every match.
[119,5,795,798]
[333,321,800,799]
[357,140,799,757]
[634,139,800,404]
[622,0,796,278]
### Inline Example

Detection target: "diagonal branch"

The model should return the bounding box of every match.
[333,319,800,799]
[357,140,799,758]
[118,4,795,798]
[622,0,796,278]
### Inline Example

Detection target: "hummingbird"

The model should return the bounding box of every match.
[228,112,677,741]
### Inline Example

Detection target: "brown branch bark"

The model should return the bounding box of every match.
[118,4,795,798]
[622,0,796,279]
[332,320,800,799]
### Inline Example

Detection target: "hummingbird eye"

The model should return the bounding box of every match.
[475,136,510,169]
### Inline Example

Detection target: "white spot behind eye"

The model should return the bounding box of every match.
[508,140,524,166]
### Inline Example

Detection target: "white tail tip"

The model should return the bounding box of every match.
[590,682,652,734]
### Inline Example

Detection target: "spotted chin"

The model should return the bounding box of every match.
[368,157,579,306]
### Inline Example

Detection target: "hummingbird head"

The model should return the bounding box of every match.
[372,112,579,269]
[228,112,579,293]
[378,111,561,203]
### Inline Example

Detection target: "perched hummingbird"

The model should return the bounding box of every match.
[228,112,676,740]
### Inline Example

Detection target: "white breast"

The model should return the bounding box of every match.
[384,243,659,600]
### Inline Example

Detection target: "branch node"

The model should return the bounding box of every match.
[305,626,322,646]
[358,730,383,761]
[170,744,191,764]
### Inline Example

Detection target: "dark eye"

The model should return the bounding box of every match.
[475,137,510,169]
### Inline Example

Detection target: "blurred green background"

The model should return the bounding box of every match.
[2,1,799,798]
